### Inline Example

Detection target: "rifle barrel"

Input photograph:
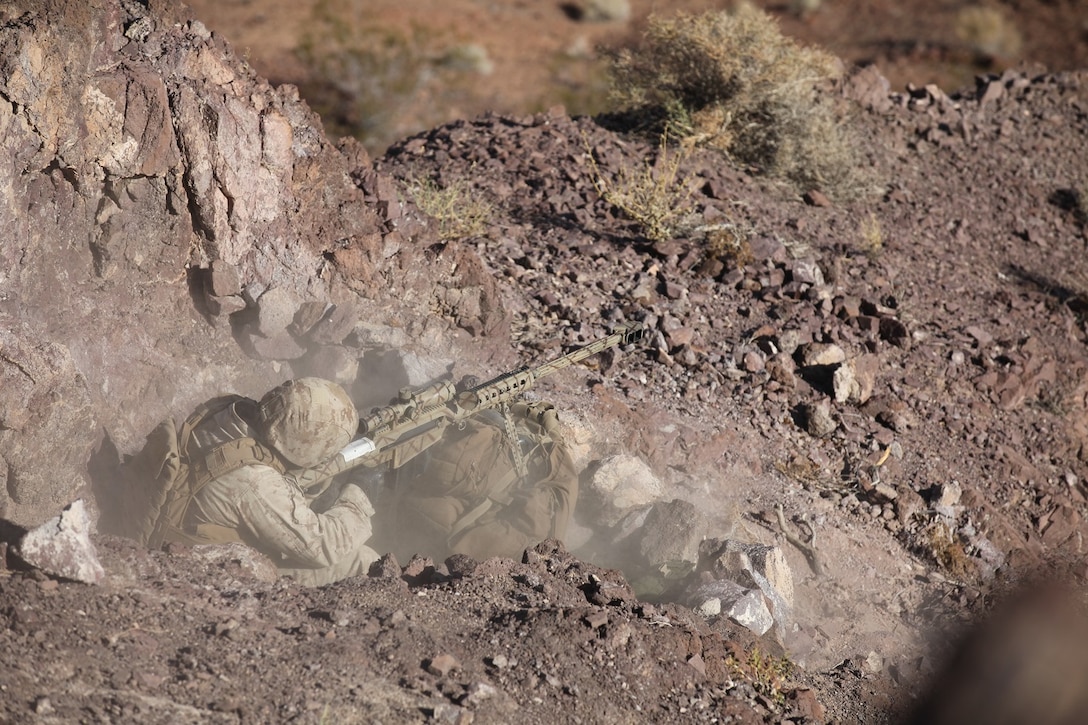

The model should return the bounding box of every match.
[303,322,645,492]
[530,322,645,378]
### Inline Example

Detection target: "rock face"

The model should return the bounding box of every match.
[0,0,501,526]
[0,320,96,524]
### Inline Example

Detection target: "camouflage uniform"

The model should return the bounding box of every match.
[181,378,378,586]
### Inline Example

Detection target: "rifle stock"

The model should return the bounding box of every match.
[293,322,644,493]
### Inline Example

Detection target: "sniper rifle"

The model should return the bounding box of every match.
[293,322,645,494]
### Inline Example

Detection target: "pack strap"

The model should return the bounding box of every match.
[189,436,285,496]
[499,402,529,479]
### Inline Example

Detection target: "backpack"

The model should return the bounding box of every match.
[378,400,578,561]
[115,395,285,548]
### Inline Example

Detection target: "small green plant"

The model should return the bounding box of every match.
[585,132,698,241]
[607,4,866,199]
[728,648,794,707]
[407,176,493,240]
[859,212,883,257]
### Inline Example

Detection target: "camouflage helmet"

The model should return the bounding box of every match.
[256,377,358,468]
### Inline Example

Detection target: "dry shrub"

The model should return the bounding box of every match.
[407,177,493,240]
[585,132,699,242]
[608,3,866,199]
[927,522,974,580]
[728,649,794,707]
[704,222,754,270]
[859,212,883,257]
[955,5,1023,63]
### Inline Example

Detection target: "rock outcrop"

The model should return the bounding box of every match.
[0,0,502,526]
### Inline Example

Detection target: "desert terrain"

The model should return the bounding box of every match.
[2,0,1088,723]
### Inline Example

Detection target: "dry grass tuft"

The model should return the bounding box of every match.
[607,4,866,199]
[859,212,884,257]
[585,132,699,242]
[927,522,974,580]
[407,176,493,240]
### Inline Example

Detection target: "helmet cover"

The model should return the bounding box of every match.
[257,377,358,468]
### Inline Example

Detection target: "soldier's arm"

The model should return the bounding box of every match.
[230,466,375,569]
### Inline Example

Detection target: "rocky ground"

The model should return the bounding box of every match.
[3,0,1088,723]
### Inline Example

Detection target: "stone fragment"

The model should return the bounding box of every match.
[837,296,862,318]
[742,350,765,373]
[255,286,302,337]
[463,681,499,706]
[207,260,242,297]
[289,301,328,338]
[0,322,97,528]
[748,236,787,262]
[964,325,992,348]
[803,190,832,207]
[844,64,893,113]
[426,653,461,677]
[866,397,915,432]
[663,280,686,300]
[1041,505,1082,546]
[696,597,721,616]
[801,400,837,438]
[585,455,664,527]
[766,354,797,387]
[687,579,774,636]
[369,553,406,583]
[431,703,472,724]
[403,554,437,584]
[635,499,709,569]
[204,292,247,318]
[444,553,478,579]
[788,688,826,722]
[15,500,105,584]
[189,542,279,582]
[791,258,825,286]
[298,344,359,385]
[306,303,360,344]
[575,0,631,22]
[663,325,694,349]
[700,539,795,610]
[583,572,638,606]
[833,356,877,404]
[872,482,899,503]
[797,342,846,367]
[879,317,910,348]
[936,481,962,508]
[246,330,307,360]
[832,361,856,404]
[583,610,609,629]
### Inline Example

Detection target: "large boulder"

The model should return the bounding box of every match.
[0,321,95,526]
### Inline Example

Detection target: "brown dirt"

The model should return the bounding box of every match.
[4,1,1088,724]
